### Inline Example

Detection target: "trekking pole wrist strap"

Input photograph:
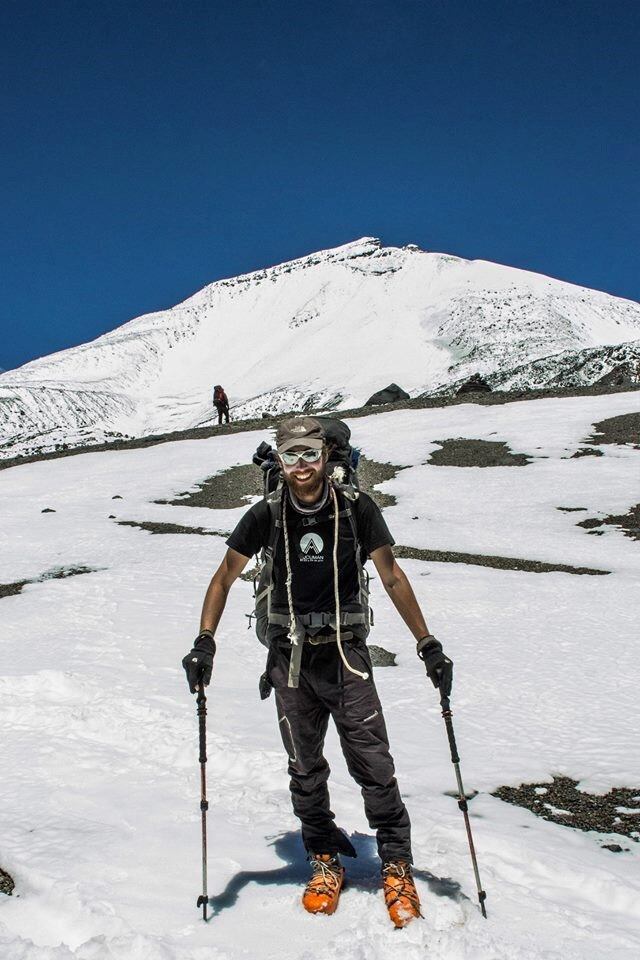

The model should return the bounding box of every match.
[416,634,440,657]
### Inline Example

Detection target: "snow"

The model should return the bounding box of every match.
[1,392,639,958]
[2,238,640,460]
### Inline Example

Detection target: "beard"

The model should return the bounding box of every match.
[284,467,325,503]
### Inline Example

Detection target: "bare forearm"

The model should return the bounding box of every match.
[384,567,429,640]
[197,548,249,637]
[200,578,230,635]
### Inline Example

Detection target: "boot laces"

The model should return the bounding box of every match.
[307,856,342,897]
[382,860,421,913]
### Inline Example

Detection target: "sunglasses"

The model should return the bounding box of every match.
[280,448,323,466]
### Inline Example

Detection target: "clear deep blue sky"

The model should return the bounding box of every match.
[2,0,639,371]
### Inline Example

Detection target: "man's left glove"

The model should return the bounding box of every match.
[417,635,453,697]
[182,631,216,694]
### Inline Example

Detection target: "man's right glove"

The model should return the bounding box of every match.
[417,635,453,697]
[182,631,216,694]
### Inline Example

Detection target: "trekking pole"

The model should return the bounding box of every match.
[195,683,209,921]
[439,691,487,918]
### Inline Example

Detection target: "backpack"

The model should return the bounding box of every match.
[249,418,371,647]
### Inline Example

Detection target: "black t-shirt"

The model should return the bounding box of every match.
[226,490,394,615]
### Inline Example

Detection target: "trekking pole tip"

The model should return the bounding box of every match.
[197,895,209,921]
[479,889,488,918]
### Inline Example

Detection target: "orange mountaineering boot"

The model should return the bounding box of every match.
[382,860,423,928]
[302,854,345,915]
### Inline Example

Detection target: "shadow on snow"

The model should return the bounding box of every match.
[206,830,466,916]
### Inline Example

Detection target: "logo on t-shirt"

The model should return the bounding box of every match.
[299,532,324,562]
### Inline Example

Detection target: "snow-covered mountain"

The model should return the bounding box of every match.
[2,237,640,459]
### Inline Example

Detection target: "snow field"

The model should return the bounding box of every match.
[1,396,639,958]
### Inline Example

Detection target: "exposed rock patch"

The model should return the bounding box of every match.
[585,412,640,448]
[571,448,604,458]
[576,503,640,541]
[393,545,609,576]
[428,438,532,468]
[0,566,98,600]
[155,464,261,510]
[356,457,403,509]
[493,776,640,843]
[0,866,14,896]
[117,520,230,537]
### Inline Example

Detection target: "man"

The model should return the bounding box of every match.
[182,417,452,927]
[212,384,230,424]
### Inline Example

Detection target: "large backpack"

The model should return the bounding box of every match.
[249,418,371,647]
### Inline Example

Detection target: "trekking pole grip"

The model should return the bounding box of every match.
[440,693,460,764]
[197,685,207,763]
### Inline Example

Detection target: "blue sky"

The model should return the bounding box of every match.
[2,0,639,371]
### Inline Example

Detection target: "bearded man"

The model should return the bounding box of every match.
[182,416,452,927]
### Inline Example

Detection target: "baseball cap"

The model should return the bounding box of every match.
[275,417,325,454]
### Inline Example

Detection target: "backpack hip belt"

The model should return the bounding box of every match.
[267,610,367,629]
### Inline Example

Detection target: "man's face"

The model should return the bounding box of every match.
[279,446,326,500]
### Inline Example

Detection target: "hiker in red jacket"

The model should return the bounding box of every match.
[213,385,230,425]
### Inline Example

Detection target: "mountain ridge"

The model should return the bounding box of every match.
[2,237,640,460]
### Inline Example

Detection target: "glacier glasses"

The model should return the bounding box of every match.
[280,448,323,467]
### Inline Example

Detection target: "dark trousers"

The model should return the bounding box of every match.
[214,402,229,424]
[268,640,412,863]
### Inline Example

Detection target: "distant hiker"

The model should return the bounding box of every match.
[182,416,452,927]
[212,384,230,424]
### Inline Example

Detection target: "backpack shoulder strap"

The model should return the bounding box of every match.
[264,487,284,553]
[253,489,284,635]
[332,486,372,628]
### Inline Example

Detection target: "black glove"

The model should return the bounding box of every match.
[417,635,453,696]
[182,631,216,694]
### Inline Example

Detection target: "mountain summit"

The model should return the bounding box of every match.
[2,238,640,458]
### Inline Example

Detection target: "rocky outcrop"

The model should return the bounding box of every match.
[456,374,492,395]
[364,383,411,406]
